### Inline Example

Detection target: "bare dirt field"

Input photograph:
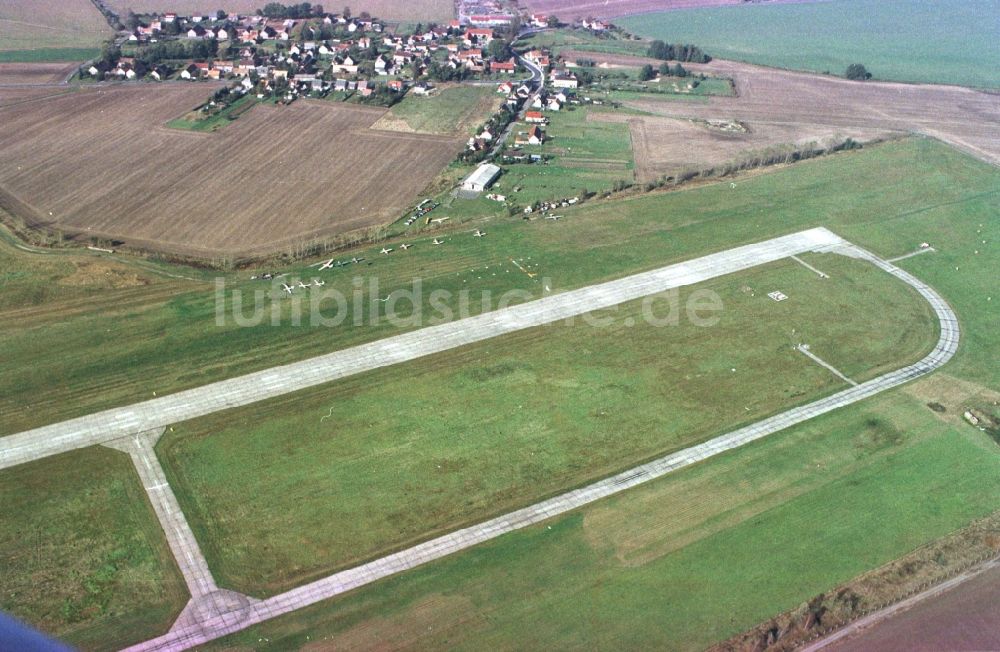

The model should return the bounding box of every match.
[594,112,892,182]
[0,0,111,51]
[0,62,76,85]
[106,0,453,22]
[601,57,1000,168]
[0,85,464,257]
[522,0,817,21]
[828,563,1000,652]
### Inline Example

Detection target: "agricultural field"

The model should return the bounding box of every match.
[597,112,892,183]
[619,0,1000,88]
[617,58,1000,168]
[160,252,938,596]
[0,62,77,84]
[521,0,808,21]
[0,447,188,650]
[0,0,111,61]
[187,137,1000,650]
[3,136,1000,650]
[372,85,503,136]
[516,28,649,58]
[1,138,997,438]
[0,85,464,257]
[104,0,454,22]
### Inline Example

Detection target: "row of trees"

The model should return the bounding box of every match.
[646,40,711,63]
[137,38,219,65]
[638,62,691,80]
[259,2,325,18]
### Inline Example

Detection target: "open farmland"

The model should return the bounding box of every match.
[599,112,893,182]
[2,137,999,650]
[192,138,1000,651]
[0,85,465,257]
[372,85,502,136]
[620,0,1000,88]
[0,62,76,85]
[616,58,1000,168]
[520,0,815,21]
[104,0,454,22]
[0,0,111,59]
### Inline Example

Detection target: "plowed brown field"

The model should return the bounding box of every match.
[0,62,76,85]
[523,0,816,20]
[595,112,892,182]
[0,85,463,257]
[104,0,453,22]
[567,52,1000,170]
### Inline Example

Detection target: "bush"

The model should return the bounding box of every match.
[845,63,872,81]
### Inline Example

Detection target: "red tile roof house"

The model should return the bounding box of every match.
[525,110,546,124]
[490,58,516,74]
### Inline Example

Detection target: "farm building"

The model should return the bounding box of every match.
[462,163,501,192]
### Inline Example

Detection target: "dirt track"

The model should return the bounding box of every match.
[0,85,463,257]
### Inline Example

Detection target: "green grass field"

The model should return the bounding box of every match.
[159,254,937,595]
[165,94,259,132]
[381,85,500,136]
[0,447,187,650]
[2,138,998,438]
[204,388,1000,651]
[619,0,1000,88]
[3,137,999,650]
[0,47,99,63]
[515,28,649,58]
[434,103,641,222]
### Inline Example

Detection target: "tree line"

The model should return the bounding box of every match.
[259,2,326,18]
[646,40,711,64]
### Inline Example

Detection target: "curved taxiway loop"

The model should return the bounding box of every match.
[120,236,958,652]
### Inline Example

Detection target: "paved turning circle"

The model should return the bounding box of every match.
[0,229,959,651]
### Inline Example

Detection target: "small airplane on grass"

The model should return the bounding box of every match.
[430,216,451,224]
[312,279,325,287]
[399,243,412,250]
[311,258,336,270]
[473,230,486,238]
[380,247,393,255]
[545,214,562,220]
[281,283,295,294]
[297,281,311,290]
[432,238,444,245]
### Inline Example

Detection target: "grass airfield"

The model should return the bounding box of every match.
[0,137,998,647]
[160,253,936,596]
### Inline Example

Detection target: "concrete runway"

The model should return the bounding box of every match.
[0,227,844,472]
[122,235,959,652]
[0,228,959,651]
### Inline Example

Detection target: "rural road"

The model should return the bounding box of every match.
[121,231,959,651]
[0,228,959,650]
